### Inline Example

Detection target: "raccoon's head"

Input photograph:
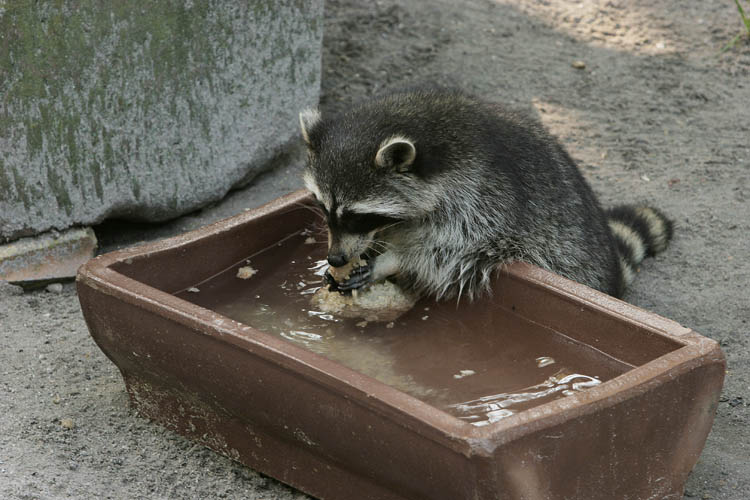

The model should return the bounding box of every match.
[299,107,440,267]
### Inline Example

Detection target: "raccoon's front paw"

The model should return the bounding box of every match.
[327,263,372,293]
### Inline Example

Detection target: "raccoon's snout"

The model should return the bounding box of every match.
[327,230,371,268]
[327,252,348,267]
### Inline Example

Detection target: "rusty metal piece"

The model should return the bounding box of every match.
[77,190,725,500]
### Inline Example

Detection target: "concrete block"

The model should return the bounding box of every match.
[0,0,323,242]
[0,227,97,284]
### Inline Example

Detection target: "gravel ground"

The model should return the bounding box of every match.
[2,1,748,498]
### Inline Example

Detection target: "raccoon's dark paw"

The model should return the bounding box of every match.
[334,264,372,292]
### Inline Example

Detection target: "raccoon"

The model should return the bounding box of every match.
[299,88,673,300]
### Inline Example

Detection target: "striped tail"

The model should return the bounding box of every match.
[606,205,674,290]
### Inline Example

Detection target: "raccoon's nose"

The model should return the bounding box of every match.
[327,252,348,267]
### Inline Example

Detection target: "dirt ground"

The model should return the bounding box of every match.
[2,0,749,498]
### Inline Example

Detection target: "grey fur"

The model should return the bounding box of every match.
[300,88,673,300]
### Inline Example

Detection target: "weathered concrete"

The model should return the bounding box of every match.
[0,0,323,242]
[0,227,97,284]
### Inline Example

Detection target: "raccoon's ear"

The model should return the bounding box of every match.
[299,108,322,145]
[375,136,416,173]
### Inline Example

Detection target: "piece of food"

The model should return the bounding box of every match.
[237,266,258,279]
[326,256,366,282]
[311,279,417,322]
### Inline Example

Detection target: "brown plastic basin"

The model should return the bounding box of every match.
[77,190,725,500]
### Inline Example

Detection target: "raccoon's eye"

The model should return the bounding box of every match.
[340,212,401,234]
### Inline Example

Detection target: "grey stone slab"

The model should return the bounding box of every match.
[0,0,323,242]
[0,226,97,284]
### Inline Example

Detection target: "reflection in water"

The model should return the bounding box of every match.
[450,373,601,426]
[536,356,556,368]
[280,330,324,346]
[177,230,625,426]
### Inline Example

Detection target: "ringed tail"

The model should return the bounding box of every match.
[606,205,674,293]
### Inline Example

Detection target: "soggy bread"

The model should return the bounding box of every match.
[311,280,417,322]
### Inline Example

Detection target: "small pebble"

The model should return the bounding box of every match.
[355,320,368,328]
[304,237,316,245]
[421,315,429,320]
[385,322,395,329]
[572,60,586,69]
[187,287,200,293]
[46,283,63,294]
[60,418,74,430]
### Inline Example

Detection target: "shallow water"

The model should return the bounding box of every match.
[176,230,630,426]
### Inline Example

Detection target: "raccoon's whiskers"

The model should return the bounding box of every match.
[368,239,392,256]
[288,202,321,216]
[376,220,406,233]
